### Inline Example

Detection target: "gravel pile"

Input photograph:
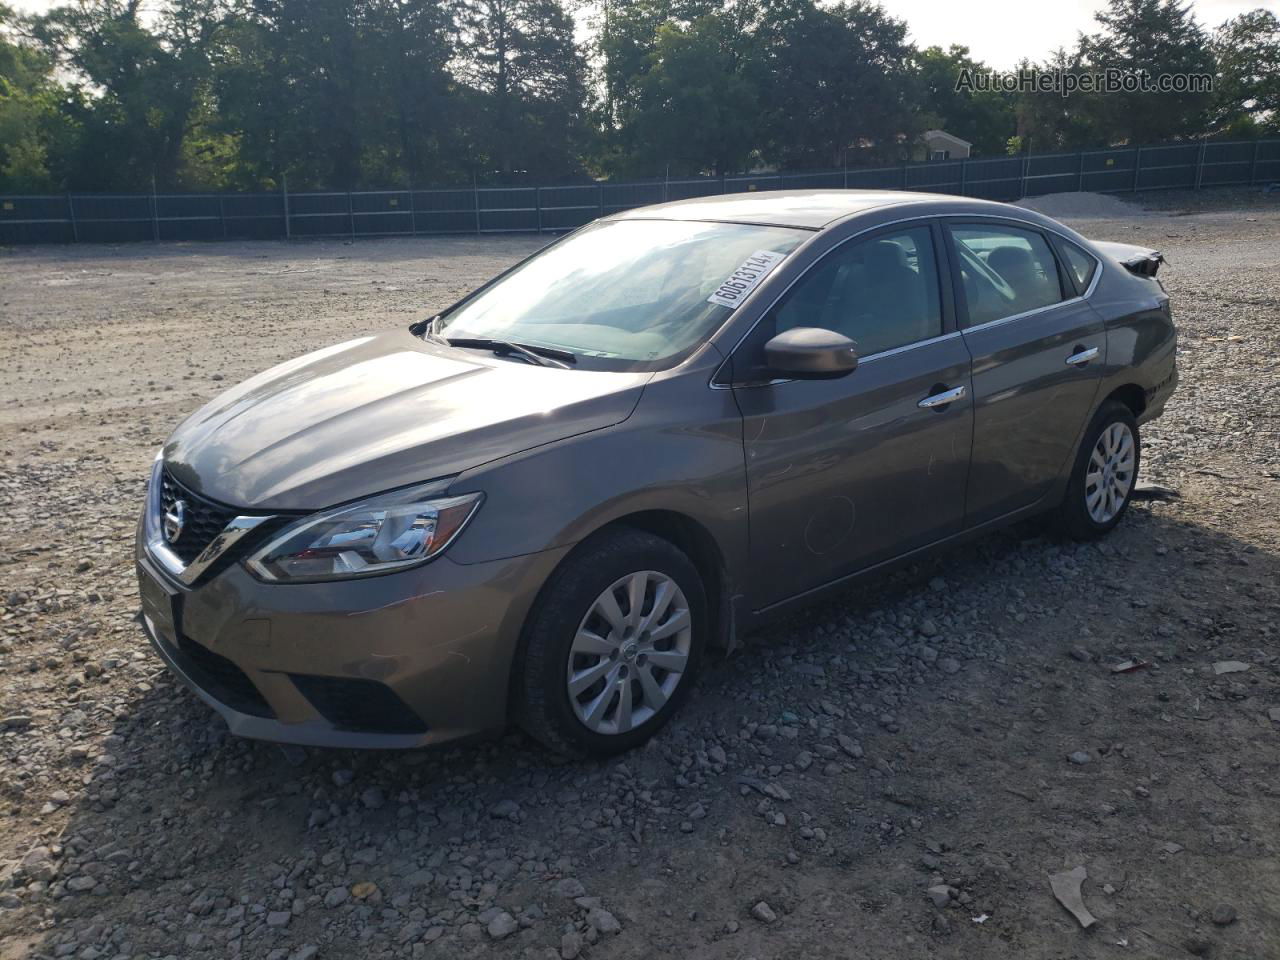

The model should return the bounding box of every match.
[1016,191,1147,219]
[0,205,1278,959]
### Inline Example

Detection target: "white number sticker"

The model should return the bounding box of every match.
[707,249,788,309]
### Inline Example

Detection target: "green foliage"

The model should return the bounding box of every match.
[460,0,588,177]
[0,0,1274,193]
[0,3,74,191]
[1213,9,1280,134]
[753,0,919,169]
[918,45,1016,156]
[625,9,761,175]
[1013,50,1104,151]
[1075,0,1217,144]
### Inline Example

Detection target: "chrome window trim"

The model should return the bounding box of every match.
[709,330,964,390]
[860,329,964,364]
[712,209,1105,387]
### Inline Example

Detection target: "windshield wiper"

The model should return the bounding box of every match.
[444,337,576,369]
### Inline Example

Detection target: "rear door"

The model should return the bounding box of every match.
[946,219,1105,526]
[727,221,974,608]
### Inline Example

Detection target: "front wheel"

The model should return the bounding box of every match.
[1055,400,1140,540]
[514,529,707,756]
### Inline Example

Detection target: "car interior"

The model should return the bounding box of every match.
[772,228,942,356]
[952,227,1064,326]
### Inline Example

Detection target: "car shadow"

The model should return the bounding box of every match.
[16,498,1275,958]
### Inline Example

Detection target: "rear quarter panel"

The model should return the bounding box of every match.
[1088,259,1178,423]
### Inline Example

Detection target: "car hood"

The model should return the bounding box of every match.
[163,330,649,510]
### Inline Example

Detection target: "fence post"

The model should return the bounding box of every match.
[598,182,604,218]
[901,162,908,190]
[1077,151,1085,192]
[219,196,226,239]
[535,187,542,234]
[1132,147,1141,192]
[473,174,481,234]
[347,191,355,240]
[1249,140,1260,185]
[282,174,291,240]
[150,175,160,242]
[66,194,78,243]
[1195,140,1206,190]
[1019,154,1029,199]
[958,158,967,196]
[664,165,669,203]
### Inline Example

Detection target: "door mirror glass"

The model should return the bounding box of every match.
[764,327,859,380]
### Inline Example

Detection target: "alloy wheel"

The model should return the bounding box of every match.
[1085,421,1136,524]
[566,570,692,736]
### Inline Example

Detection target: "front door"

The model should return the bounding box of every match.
[945,221,1105,526]
[729,222,974,609]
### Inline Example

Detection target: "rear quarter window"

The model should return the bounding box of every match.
[1057,239,1100,294]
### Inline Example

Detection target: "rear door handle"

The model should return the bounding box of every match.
[1065,346,1100,366]
[918,385,966,409]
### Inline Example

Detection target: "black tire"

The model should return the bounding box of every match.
[514,528,707,757]
[1055,400,1141,541]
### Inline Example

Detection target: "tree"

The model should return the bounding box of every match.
[1012,49,1104,152]
[31,0,229,189]
[622,4,762,176]
[916,45,1015,156]
[457,0,587,178]
[591,0,724,175]
[1076,0,1216,144]
[754,0,919,168]
[0,4,77,190]
[1213,9,1280,135]
[362,0,460,184]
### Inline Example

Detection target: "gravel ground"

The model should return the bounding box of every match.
[1,195,1278,960]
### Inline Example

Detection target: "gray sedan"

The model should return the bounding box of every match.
[135,190,1177,755]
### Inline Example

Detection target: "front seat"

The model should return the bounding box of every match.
[840,240,928,353]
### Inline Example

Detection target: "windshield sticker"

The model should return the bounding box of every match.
[707,249,788,309]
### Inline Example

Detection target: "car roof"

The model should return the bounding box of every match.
[609,188,1005,230]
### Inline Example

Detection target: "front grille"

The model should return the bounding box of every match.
[175,633,274,718]
[290,674,428,735]
[160,470,237,565]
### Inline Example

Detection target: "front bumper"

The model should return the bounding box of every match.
[136,537,569,749]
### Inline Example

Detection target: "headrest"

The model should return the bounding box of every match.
[865,240,910,273]
[987,245,1036,277]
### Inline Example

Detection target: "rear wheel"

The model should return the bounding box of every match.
[515,529,707,756]
[1056,400,1140,540]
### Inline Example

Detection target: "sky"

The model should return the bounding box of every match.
[5,0,1269,69]
[876,0,1264,67]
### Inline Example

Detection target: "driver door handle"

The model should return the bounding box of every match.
[918,385,966,409]
[1066,346,1100,366]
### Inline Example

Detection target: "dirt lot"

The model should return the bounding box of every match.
[1,193,1279,960]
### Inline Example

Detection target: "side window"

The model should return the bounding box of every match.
[950,224,1065,327]
[1057,238,1099,293]
[770,226,943,357]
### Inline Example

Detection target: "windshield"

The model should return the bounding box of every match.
[437,218,807,371]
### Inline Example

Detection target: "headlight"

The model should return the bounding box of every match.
[246,485,482,583]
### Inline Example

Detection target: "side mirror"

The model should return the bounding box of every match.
[763,327,859,380]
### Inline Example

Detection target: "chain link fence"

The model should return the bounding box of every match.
[3,138,1277,245]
